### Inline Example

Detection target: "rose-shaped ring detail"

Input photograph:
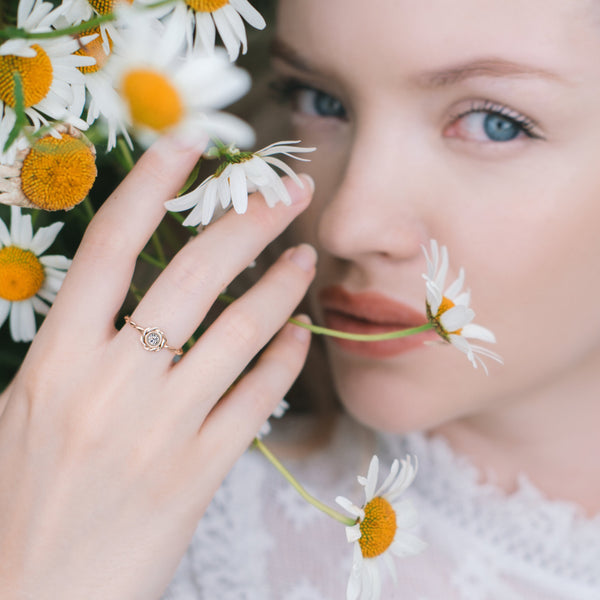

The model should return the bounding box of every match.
[124,316,183,356]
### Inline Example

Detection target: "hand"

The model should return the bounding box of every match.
[0,135,315,600]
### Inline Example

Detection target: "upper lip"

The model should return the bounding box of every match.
[318,285,428,327]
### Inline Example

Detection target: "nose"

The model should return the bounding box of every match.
[316,117,430,265]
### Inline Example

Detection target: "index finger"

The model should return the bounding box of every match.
[47,134,207,336]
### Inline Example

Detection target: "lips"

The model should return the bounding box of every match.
[318,285,436,358]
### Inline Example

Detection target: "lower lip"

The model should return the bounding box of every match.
[323,310,437,358]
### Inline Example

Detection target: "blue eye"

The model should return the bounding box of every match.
[296,88,347,119]
[446,102,541,143]
[273,79,347,120]
[483,113,521,142]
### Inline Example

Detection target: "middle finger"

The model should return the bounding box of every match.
[118,175,313,362]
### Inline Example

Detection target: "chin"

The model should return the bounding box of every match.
[327,347,485,434]
[332,372,452,434]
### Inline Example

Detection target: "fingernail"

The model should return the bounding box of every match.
[288,243,317,271]
[300,174,315,194]
[292,314,312,342]
[168,130,209,152]
[288,174,314,204]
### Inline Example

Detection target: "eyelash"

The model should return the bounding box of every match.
[271,78,544,142]
[270,78,347,119]
[450,100,543,140]
[270,77,312,103]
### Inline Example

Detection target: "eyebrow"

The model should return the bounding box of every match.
[270,38,322,74]
[415,59,565,87]
[271,38,565,87]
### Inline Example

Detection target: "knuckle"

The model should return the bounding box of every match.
[80,221,132,264]
[222,308,261,347]
[165,250,219,298]
[241,383,273,415]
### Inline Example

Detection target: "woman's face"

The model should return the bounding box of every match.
[274,0,600,433]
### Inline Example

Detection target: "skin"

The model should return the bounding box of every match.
[0,136,316,599]
[275,0,600,512]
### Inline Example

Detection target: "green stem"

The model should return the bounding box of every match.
[139,251,166,270]
[168,211,199,236]
[151,232,167,267]
[144,0,177,8]
[129,283,143,302]
[253,438,355,526]
[217,293,434,342]
[218,292,235,305]
[183,334,196,352]
[117,138,135,172]
[81,197,95,221]
[0,15,115,40]
[288,319,434,341]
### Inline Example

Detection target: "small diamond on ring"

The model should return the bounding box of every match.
[145,332,162,347]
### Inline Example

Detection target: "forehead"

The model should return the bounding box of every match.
[275,0,598,83]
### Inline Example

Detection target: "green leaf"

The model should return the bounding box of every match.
[4,71,28,153]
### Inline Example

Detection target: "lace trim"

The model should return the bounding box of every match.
[380,431,600,595]
[187,453,274,599]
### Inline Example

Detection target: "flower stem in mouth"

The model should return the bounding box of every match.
[217,293,434,342]
[287,318,434,342]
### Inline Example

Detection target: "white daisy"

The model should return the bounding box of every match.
[0,0,94,163]
[101,5,254,148]
[54,0,128,54]
[135,0,266,61]
[53,0,133,149]
[336,455,427,600]
[0,124,97,211]
[165,140,315,227]
[75,26,132,151]
[422,239,503,373]
[0,206,71,342]
[256,398,289,439]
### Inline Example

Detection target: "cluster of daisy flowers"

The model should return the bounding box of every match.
[0,0,312,341]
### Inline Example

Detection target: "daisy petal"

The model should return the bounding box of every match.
[0,298,9,328]
[230,0,266,29]
[364,455,379,501]
[229,163,249,214]
[30,222,63,256]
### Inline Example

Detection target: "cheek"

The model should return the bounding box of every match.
[456,172,600,386]
[287,142,349,246]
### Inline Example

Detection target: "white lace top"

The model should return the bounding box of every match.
[161,416,600,600]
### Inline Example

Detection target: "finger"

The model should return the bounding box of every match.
[46,134,207,336]
[191,316,311,478]
[120,175,313,361]
[161,244,316,429]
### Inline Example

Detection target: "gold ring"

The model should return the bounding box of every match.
[124,316,183,356]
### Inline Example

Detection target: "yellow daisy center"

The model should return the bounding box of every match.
[426,296,462,339]
[122,69,184,132]
[437,296,455,317]
[358,496,397,559]
[0,44,53,108]
[185,0,229,12]
[21,134,97,211]
[75,26,112,74]
[0,246,45,302]
[88,0,133,16]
